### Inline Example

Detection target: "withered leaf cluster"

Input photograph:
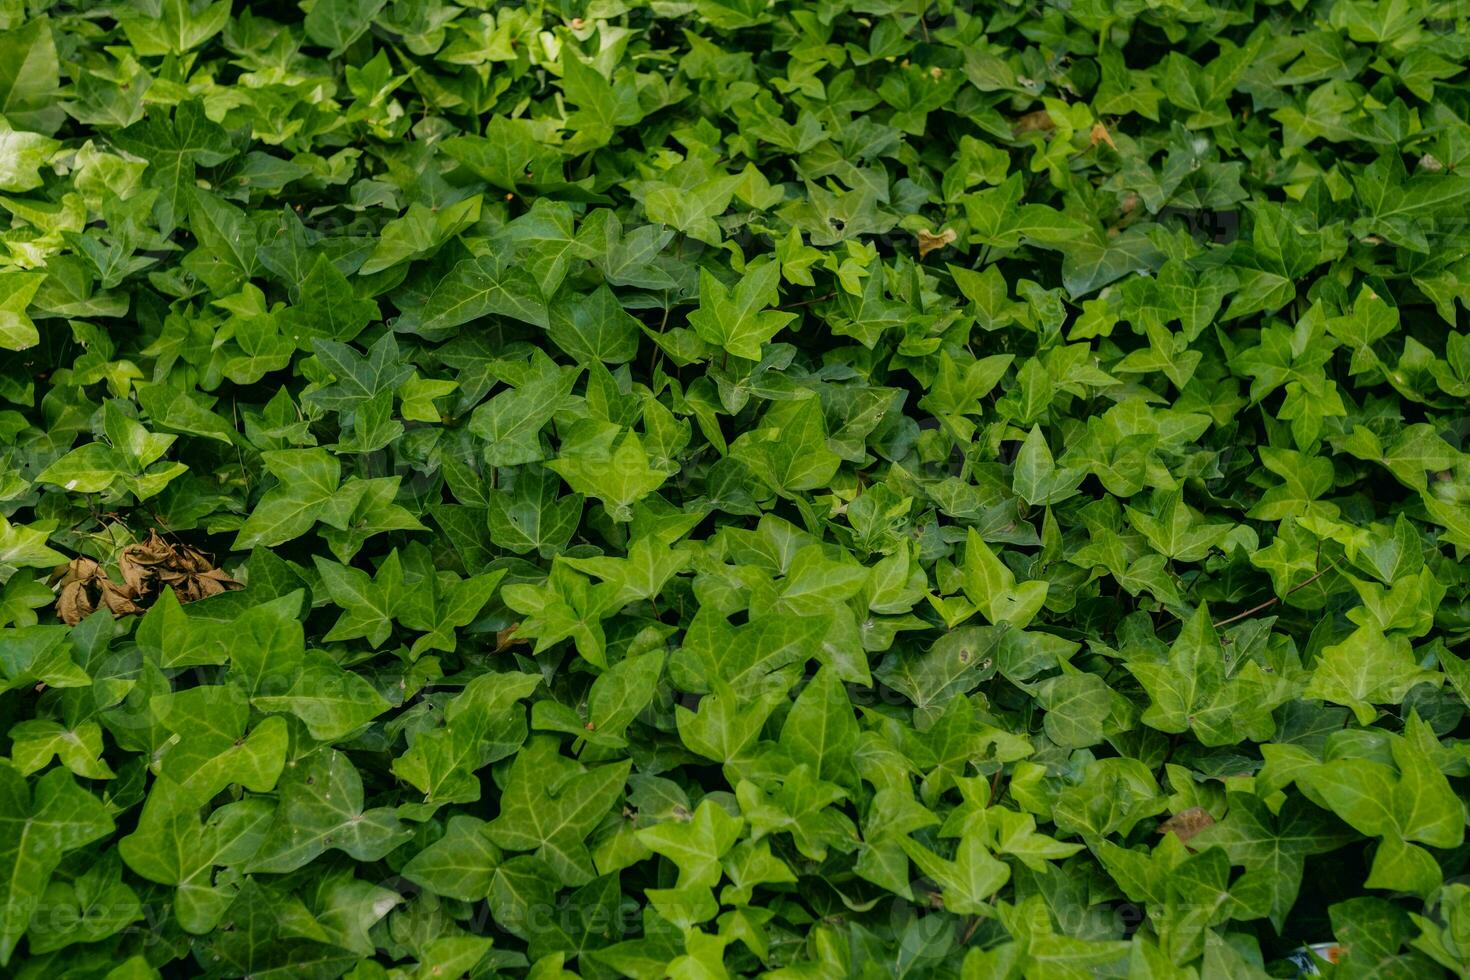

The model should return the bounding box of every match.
[51,531,239,626]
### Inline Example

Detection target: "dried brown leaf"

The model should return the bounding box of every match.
[100,580,144,618]
[56,579,95,626]
[917,228,956,260]
[49,531,236,624]
[1011,110,1055,137]
[1158,807,1216,845]
[52,557,142,625]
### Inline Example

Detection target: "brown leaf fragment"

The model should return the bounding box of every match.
[117,530,172,596]
[50,557,142,625]
[494,623,526,653]
[56,578,95,626]
[122,530,240,605]
[1011,110,1055,138]
[99,579,144,618]
[1158,807,1216,844]
[49,531,239,624]
[157,540,240,603]
[917,227,957,259]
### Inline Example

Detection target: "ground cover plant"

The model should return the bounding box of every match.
[2,0,1470,976]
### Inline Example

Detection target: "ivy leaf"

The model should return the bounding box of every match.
[548,285,641,365]
[120,798,272,934]
[688,262,796,361]
[485,736,631,886]
[303,0,388,55]
[1127,604,1287,746]
[1126,489,1235,562]
[232,449,347,550]
[875,626,1005,728]
[0,270,45,350]
[402,815,502,901]
[1297,721,1464,896]
[1192,791,1351,930]
[246,749,411,873]
[0,516,64,582]
[487,465,584,556]
[736,765,856,862]
[1302,625,1441,725]
[392,670,541,812]
[414,253,550,340]
[0,765,114,965]
[0,19,61,135]
[0,117,57,194]
[469,351,580,468]
[899,827,1010,915]
[638,799,743,890]
[779,667,859,788]
[961,527,1048,629]
[280,254,379,346]
[1012,426,1086,506]
[357,196,482,276]
[547,427,669,522]
[730,397,841,496]
[560,536,689,606]
[533,648,664,748]
[396,566,504,658]
[117,0,230,56]
[304,334,414,414]
[109,102,233,233]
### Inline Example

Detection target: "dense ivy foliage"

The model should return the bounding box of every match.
[3,0,1470,976]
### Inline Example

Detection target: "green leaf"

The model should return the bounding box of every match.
[485,736,631,886]
[1302,625,1440,725]
[392,670,541,811]
[688,262,796,361]
[413,253,550,340]
[246,749,411,873]
[117,0,230,56]
[0,116,57,194]
[469,351,580,468]
[1127,604,1287,746]
[730,397,841,496]
[0,516,64,582]
[548,285,641,365]
[232,449,346,549]
[303,0,388,55]
[637,799,743,890]
[779,668,859,787]
[0,18,61,135]
[547,427,669,522]
[110,102,233,233]
[0,764,114,965]
[899,827,1010,915]
[961,527,1048,629]
[1012,426,1086,506]
[875,626,1004,728]
[280,253,379,346]
[1193,791,1351,930]
[1296,726,1463,898]
[402,815,503,901]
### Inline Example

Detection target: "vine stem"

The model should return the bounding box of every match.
[779,292,833,309]
[1210,564,1335,630]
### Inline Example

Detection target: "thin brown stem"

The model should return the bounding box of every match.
[780,291,834,309]
[1211,563,1336,630]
